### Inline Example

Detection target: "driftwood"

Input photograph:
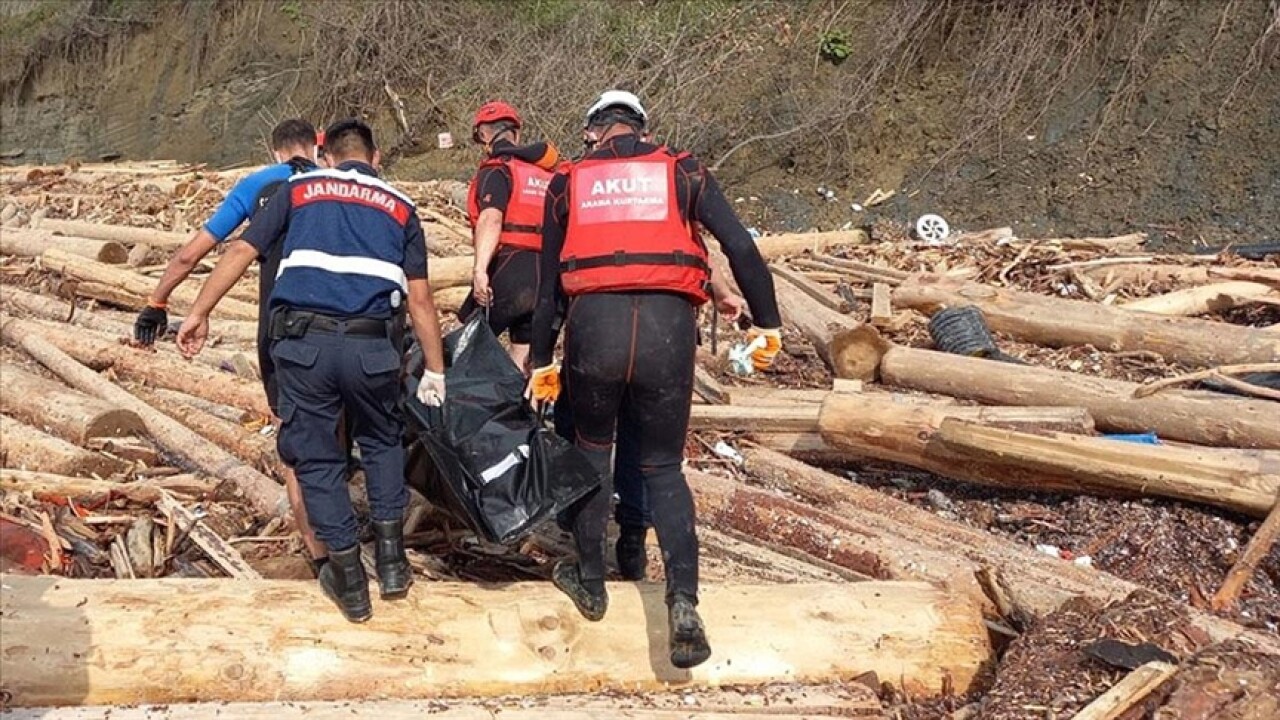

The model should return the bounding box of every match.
[34,217,190,249]
[1072,662,1179,720]
[892,274,1280,368]
[156,494,260,579]
[133,387,283,479]
[771,271,859,374]
[1133,362,1280,401]
[16,705,867,720]
[0,362,145,443]
[1121,281,1278,316]
[0,415,124,476]
[0,468,187,504]
[41,248,259,320]
[0,321,288,518]
[0,575,989,706]
[1,227,127,263]
[1212,489,1280,611]
[838,326,1280,448]
[6,318,269,416]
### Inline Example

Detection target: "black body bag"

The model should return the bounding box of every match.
[403,315,599,544]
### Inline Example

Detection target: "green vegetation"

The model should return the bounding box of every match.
[819,29,851,65]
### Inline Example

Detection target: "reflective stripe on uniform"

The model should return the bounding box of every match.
[277,249,408,291]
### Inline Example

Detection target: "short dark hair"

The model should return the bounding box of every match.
[586,107,645,134]
[270,119,316,151]
[323,118,376,161]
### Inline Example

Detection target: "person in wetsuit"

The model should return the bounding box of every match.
[528,91,783,669]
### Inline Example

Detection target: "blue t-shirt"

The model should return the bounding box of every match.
[203,163,295,242]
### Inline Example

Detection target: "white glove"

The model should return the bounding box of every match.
[417,370,446,407]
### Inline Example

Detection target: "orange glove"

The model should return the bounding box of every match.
[746,327,782,371]
[527,364,561,406]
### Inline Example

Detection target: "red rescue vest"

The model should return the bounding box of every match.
[561,148,709,304]
[466,156,553,251]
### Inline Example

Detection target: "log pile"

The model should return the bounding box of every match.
[3,163,1279,715]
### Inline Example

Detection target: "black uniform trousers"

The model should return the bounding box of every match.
[271,325,407,551]
[554,388,651,530]
[560,291,699,603]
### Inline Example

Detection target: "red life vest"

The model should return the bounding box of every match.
[561,148,709,304]
[466,156,553,251]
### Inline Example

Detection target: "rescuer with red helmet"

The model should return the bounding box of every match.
[460,100,561,371]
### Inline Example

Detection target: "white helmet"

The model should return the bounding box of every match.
[585,90,648,127]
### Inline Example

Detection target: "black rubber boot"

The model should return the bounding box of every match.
[307,555,329,579]
[319,545,372,623]
[552,561,608,621]
[668,594,711,669]
[373,519,413,599]
[615,525,649,581]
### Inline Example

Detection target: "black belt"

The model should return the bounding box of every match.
[502,222,541,234]
[273,309,391,339]
[561,250,709,273]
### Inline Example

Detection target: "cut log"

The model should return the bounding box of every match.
[1120,281,1278,316]
[0,469,167,504]
[0,576,989,706]
[839,327,1280,448]
[1083,263,1280,291]
[1073,661,1179,720]
[68,280,148,309]
[427,255,473,289]
[689,404,819,432]
[6,318,269,416]
[870,283,893,327]
[0,228,127,263]
[1211,489,1280,611]
[0,322,288,518]
[133,387,283,479]
[772,271,859,373]
[0,416,123,476]
[753,229,869,260]
[892,275,1280,368]
[816,392,1280,517]
[41,248,259,320]
[0,363,144,443]
[33,218,190,249]
[931,418,1280,517]
[16,704,866,720]
[434,285,471,314]
[768,264,849,313]
[1133,362,1280,401]
[692,364,730,404]
[736,445,1280,655]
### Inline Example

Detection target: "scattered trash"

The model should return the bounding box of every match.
[928,305,1024,363]
[712,441,744,465]
[734,196,745,204]
[864,188,896,207]
[727,335,767,376]
[1073,555,1094,568]
[258,425,276,438]
[850,202,864,212]
[1035,544,1061,557]
[1083,638,1177,670]
[915,213,951,245]
[1104,432,1160,445]
[436,132,454,149]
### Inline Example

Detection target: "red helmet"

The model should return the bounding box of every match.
[473,101,522,130]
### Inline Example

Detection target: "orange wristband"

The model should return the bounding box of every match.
[147,298,168,310]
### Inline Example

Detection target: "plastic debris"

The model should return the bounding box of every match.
[1073,555,1094,567]
[1104,432,1160,445]
[915,213,951,244]
[728,335,767,376]
[1035,544,1061,557]
[712,441,744,465]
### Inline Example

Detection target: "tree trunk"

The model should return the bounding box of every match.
[0,322,288,518]
[691,398,1093,435]
[42,248,259,321]
[1120,281,1278,316]
[66,280,148,309]
[0,416,123,476]
[771,271,859,373]
[427,255,473,289]
[133,387,283,480]
[892,275,1280,367]
[838,328,1280,448]
[16,703,873,720]
[0,362,144,443]
[0,228,127,263]
[7,318,269,416]
[815,392,1280,517]
[433,285,471,314]
[33,218,190,249]
[0,575,989,706]
[753,229,869,259]
[737,445,1280,654]
[0,468,168,504]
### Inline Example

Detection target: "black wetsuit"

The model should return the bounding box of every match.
[531,135,781,602]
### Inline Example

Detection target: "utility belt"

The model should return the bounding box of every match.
[270,308,403,343]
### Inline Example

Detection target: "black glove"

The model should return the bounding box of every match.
[134,305,168,345]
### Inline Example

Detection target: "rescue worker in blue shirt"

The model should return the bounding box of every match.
[176,119,448,622]
[132,118,332,572]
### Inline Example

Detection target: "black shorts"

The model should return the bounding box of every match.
[457,246,539,345]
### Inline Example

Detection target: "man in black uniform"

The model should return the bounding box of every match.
[528,91,783,668]
[177,119,447,622]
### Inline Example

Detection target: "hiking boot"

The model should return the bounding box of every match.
[319,545,372,623]
[373,519,413,599]
[552,560,608,621]
[668,594,711,669]
[615,525,649,581]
